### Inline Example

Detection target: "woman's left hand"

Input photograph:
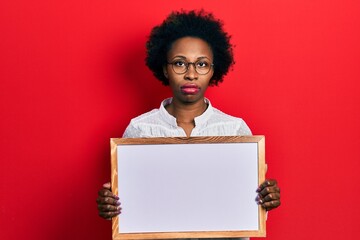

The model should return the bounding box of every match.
[256,179,281,211]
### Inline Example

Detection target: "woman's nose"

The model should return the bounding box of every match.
[184,63,198,80]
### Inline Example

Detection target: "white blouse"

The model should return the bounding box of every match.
[123,98,252,138]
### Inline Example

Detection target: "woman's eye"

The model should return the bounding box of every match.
[174,61,186,67]
[197,61,209,68]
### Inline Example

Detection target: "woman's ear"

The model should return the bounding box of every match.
[163,65,168,78]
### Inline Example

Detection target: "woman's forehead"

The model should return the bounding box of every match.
[167,37,213,60]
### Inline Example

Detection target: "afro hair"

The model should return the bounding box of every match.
[145,10,235,86]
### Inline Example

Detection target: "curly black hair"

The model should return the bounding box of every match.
[145,10,234,86]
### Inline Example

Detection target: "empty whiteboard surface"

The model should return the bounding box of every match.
[117,142,259,233]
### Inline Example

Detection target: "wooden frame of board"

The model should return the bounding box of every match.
[111,136,266,239]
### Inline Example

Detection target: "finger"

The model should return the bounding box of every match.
[98,188,119,200]
[98,203,122,212]
[256,195,263,204]
[256,190,280,203]
[257,179,278,192]
[262,192,281,202]
[99,210,121,219]
[96,196,121,206]
[261,199,281,211]
[259,186,280,197]
[103,182,111,190]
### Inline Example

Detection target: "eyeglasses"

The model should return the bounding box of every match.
[167,59,214,75]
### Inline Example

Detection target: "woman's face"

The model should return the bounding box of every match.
[164,37,214,105]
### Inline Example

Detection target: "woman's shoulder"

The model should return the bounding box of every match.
[122,106,173,138]
[128,109,160,125]
[211,107,247,123]
[122,109,161,138]
[206,107,252,136]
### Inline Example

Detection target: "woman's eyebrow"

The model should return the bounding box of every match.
[171,56,210,60]
[171,55,187,60]
[196,56,210,60]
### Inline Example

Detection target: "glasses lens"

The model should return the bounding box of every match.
[194,60,211,75]
[171,60,187,74]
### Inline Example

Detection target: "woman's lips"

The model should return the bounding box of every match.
[181,84,200,94]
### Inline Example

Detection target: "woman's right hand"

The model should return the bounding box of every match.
[96,182,121,220]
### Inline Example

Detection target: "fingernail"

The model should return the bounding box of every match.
[117,206,121,210]
[256,188,260,192]
[116,200,121,205]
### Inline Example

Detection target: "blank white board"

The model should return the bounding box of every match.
[111,136,266,239]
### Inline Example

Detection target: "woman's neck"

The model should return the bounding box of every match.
[166,98,208,124]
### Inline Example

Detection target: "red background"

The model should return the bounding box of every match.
[1,1,359,239]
